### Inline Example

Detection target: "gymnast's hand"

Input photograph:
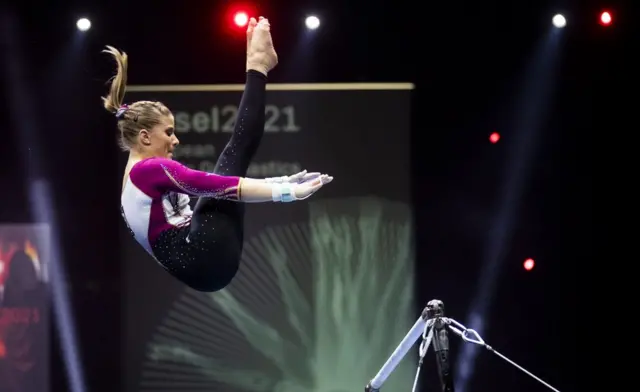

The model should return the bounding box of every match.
[246,16,278,76]
[289,170,322,183]
[293,174,334,200]
[266,170,322,184]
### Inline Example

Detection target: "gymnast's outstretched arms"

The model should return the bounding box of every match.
[130,157,332,203]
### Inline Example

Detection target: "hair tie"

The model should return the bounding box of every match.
[115,104,129,119]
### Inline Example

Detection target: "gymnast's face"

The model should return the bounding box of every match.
[139,115,179,159]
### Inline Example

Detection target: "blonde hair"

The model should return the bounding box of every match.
[101,46,172,151]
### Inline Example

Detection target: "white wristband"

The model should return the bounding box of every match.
[271,184,296,202]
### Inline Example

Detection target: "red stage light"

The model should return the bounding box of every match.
[600,11,612,26]
[234,12,249,27]
[489,132,500,144]
[523,258,535,271]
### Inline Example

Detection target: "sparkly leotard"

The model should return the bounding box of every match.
[120,157,242,257]
[121,70,267,292]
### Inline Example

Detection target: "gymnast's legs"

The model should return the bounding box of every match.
[179,17,277,291]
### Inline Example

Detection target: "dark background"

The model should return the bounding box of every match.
[0,0,603,390]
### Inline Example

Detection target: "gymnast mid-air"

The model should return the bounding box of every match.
[106,17,333,292]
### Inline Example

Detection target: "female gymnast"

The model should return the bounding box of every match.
[104,17,333,292]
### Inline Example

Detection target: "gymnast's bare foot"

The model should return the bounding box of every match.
[246,16,278,76]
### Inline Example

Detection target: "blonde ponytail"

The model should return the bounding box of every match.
[102,46,172,151]
[101,45,128,114]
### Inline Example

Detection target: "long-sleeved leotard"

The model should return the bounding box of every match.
[121,157,243,256]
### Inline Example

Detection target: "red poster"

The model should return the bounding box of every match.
[0,224,49,392]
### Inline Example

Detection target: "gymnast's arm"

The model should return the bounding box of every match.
[132,157,285,203]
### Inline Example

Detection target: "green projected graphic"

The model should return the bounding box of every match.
[138,198,415,392]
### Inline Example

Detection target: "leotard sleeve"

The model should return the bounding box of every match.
[129,157,242,200]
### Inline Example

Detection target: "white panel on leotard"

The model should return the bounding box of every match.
[121,178,154,256]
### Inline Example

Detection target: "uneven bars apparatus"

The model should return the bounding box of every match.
[365,299,562,392]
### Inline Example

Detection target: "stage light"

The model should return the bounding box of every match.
[489,132,500,144]
[552,14,566,28]
[600,11,612,26]
[523,258,535,271]
[305,15,320,30]
[76,17,91,32]
[234,12,249,27]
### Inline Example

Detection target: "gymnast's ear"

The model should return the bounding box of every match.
[138,129,152,146]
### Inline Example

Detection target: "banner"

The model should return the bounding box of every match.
[0,224,50,392]
[122,83,415,392]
